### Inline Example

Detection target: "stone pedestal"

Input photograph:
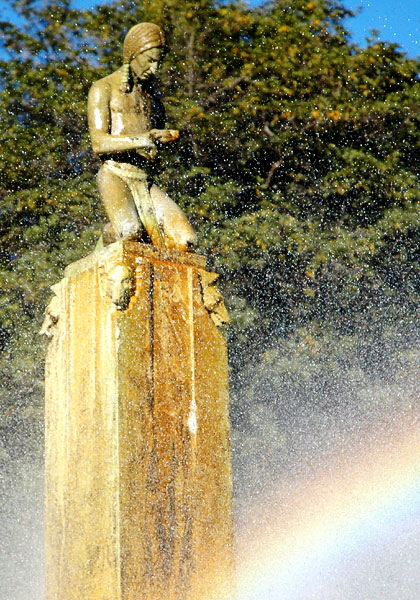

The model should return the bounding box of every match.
[44,241,234,600]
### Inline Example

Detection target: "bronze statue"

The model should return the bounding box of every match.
[88,23,196,252]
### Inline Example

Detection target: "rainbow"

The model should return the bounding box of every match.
[235,414,420,599]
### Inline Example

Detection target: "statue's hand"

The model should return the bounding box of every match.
[134,135,157,159]
[136,146,157,160]
[149,129,180,144]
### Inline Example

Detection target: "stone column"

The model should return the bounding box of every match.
[44,241,234,600]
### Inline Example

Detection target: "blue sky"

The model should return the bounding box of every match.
[343,0,419,57]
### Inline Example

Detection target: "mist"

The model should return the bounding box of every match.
[2,323,420,599]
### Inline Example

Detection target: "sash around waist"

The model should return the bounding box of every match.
[99,150,150,169]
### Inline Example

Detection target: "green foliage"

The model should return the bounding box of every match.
[0,0,419,456]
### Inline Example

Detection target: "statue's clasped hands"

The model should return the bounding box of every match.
[135,129,179,159]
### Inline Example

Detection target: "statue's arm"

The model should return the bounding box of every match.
[87,81,155,154]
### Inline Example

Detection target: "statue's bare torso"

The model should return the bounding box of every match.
[99,70,164,138]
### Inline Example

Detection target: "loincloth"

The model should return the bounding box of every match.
[102,160,166,247]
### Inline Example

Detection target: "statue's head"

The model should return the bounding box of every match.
[123,23,165,63]
[121,23,165,87]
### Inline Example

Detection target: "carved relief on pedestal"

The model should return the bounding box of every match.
[198,270,230,327]
[101,262,135,310]
[39,283,61,337]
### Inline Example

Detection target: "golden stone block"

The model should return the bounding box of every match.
[44,241,234,600]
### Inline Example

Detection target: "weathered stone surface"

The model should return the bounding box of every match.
[45,241,234,600]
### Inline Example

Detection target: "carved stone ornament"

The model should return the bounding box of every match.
[104,263,135,310]
[199,270,230,327]
[39,283,61,337]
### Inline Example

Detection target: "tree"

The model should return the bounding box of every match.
[0,0,419,458]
